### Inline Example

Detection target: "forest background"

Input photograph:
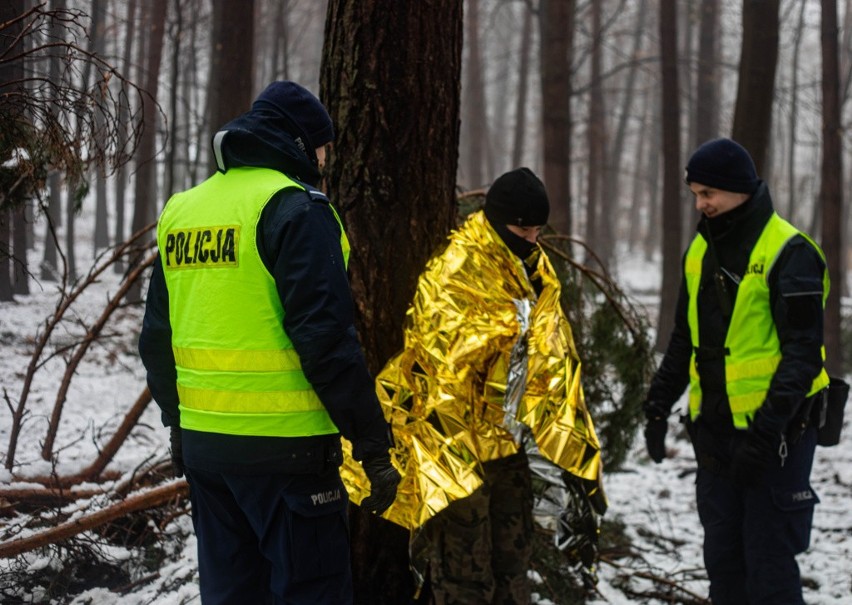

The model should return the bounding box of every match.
[1,0,851,603]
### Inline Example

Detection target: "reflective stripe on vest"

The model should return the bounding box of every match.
[684,213,830,429]
[157,166,349,437]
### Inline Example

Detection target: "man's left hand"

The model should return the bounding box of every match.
[361,456,401,515]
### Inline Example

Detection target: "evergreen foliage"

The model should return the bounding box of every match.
[540,235,654,471]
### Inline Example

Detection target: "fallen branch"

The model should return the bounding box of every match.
[0,480,188,559]
[0,485,108,506]
[599,552,710,604]
[61,387,153,487]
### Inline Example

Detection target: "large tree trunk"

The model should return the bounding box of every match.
[207,0,255,173]
[820,0,844,374]
[656,0,682,351]
[539,0,574,237]
[731,0,779,174]
[321,2,462,602]
[585,0,607,266]
[605,0,648,255]
[42,0,67,281]
[461,0,488,189]
[786,0,807,220]
[511,4,533,168]
[164,0,184,199]
[126,0,168,303]
[0,0,24,301]
[91,0,110,253]
[694,0,720,144]
[112,0,136,274]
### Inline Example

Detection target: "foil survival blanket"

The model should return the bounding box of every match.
[340,211,606,530]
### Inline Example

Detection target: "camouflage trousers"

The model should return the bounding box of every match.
[418,450,534,605]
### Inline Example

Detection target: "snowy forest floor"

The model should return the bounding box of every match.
[1,247,851,604]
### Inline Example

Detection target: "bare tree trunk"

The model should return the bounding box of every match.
[0,0,25,301]
[126,0,168,303]
[112,0,136,275]
[270,0,289,80]
[586,0,607,265]
[539,0,574,236]
[786,0,807,221]
[164,0,183,199]
[731,0,779,174]
[42,0,67,282]
[840,0,852,100]
[87,0,110,254]
[656,0,682,351]
[820,0,844,374]
[461,0,488,189]
[12,206,28,296]
[207,0,255,173]
[605,0,647,239]
[628,87,651,251]
[694,0,720,144]
[321,1,462,601]
[184,0,204,184]
[511,4,533,168]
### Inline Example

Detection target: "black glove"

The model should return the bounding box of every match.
[169,425,184,478]
[730,420,777,486]
[643,400,670,463]
[361,456,401,515]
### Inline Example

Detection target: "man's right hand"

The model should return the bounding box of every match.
[360,456,401,515]
[643,401,669,463]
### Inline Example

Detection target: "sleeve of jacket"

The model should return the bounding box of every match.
[138,255,180,428]
[760,234,826,432]
[260,190,391,461]
[645,273,692,414]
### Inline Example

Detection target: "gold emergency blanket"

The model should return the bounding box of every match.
[341,211,603,529]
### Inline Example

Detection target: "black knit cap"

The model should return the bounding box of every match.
[484,167,550,227]
[684,137,759,194]
[253,81,335,149]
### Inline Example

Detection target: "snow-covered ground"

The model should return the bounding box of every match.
[1,241,850,604]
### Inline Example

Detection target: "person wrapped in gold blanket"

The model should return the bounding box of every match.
[342,168,605,603]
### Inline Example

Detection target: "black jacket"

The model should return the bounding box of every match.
[647,182,826,446]
[138,106,390,474]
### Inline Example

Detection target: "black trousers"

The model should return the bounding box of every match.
[184,465,352,605]
[696,427,818,605]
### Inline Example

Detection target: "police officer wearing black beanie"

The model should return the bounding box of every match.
[140,81,399,604]
[643,137,829,604]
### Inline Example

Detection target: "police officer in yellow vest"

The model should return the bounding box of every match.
[139,81,400,605]
[643,138,828,605]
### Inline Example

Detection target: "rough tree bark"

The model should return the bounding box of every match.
[539,0,575,237]
[511,4,533,168]
[731,0,779,174]
[586,0,607,266]
[0,0,25,301]
[126,0,167,303]
[207,0,254,173]
[321,1,462,602]
[820,0,844,374]
[656,0,682,351]
[461,0,488,189]
[694,0,720,144]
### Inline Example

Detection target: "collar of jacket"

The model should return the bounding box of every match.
[698,180,773,246]
[212,108,322,186]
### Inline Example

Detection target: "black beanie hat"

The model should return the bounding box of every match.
[684,137,759,194]
[253,81,335,149]
[484,167,550,227]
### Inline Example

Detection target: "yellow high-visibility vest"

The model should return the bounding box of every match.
[157,166,349,436]
[684,213,829,428]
